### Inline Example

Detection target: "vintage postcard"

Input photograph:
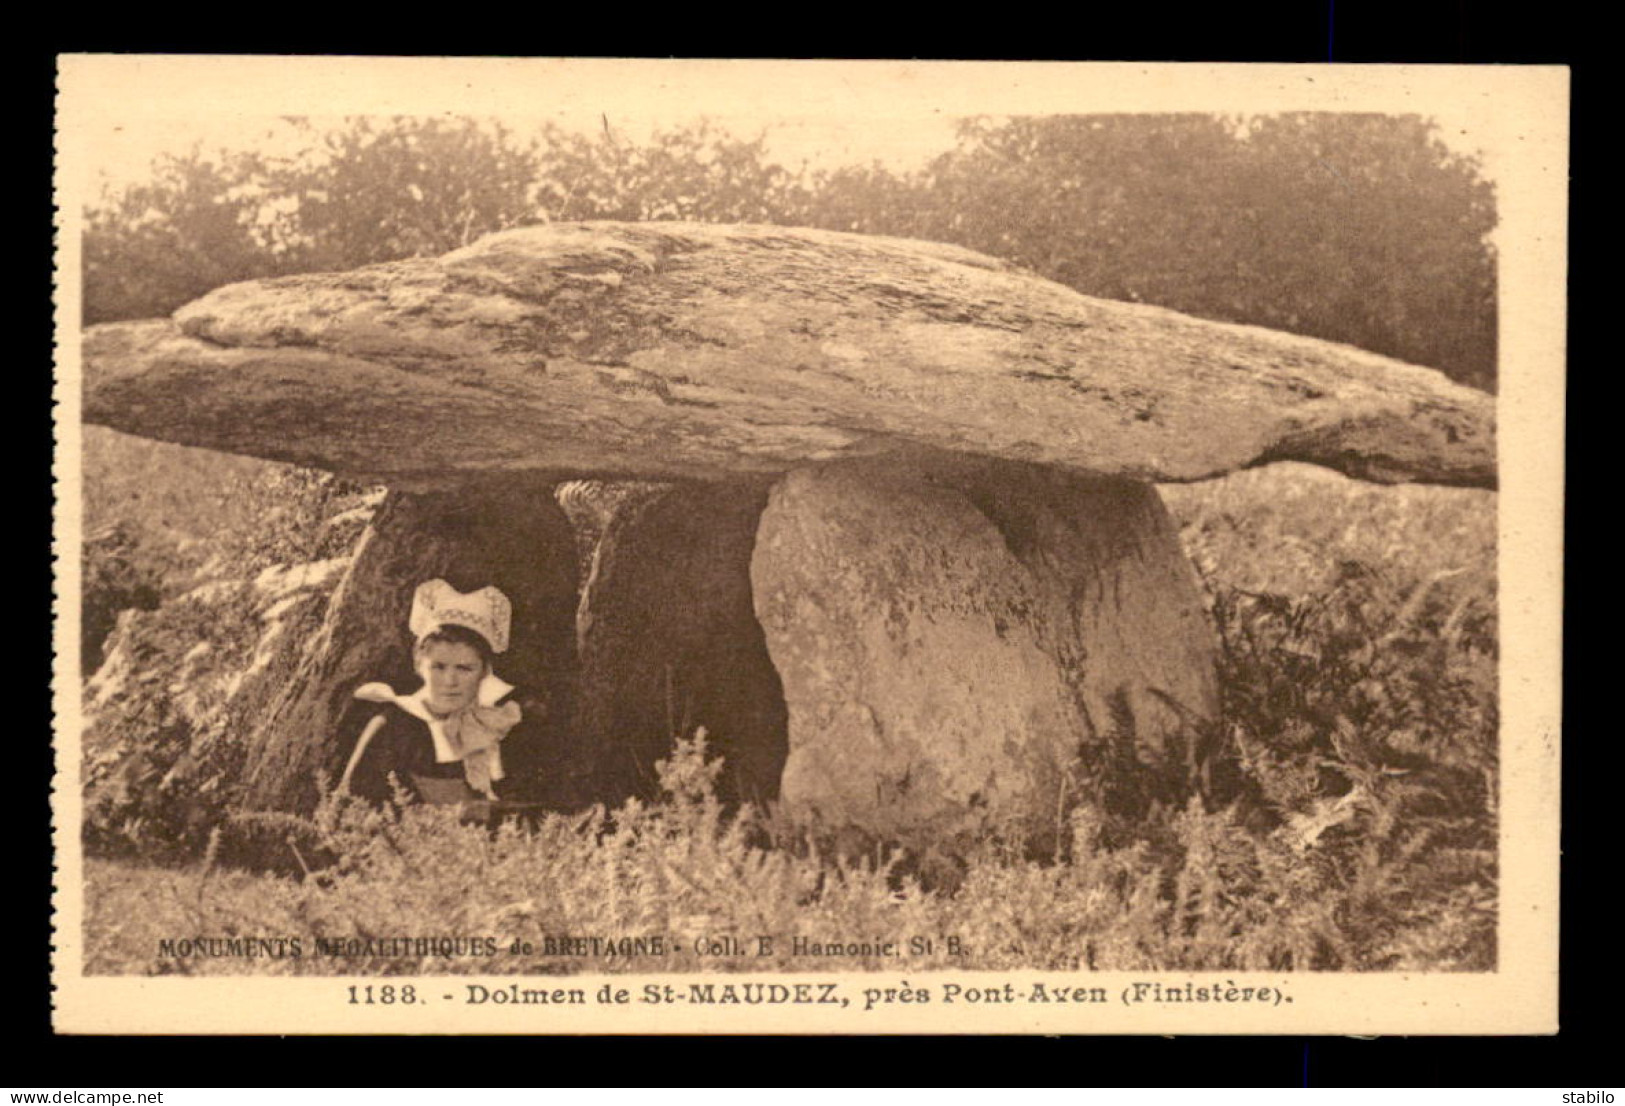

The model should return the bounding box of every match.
[51,57,1567,1034]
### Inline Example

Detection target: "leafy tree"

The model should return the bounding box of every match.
[535,119,810,224]
[81,522,163,675]
[1235,114,1496,388]
[797,160,940,240]
[83,112,1497,389]
[799,114,1498,390]
[266,117,544,270]
[804,115,1254,288]
[82,149,279,324]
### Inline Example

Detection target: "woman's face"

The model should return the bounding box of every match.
[417,640,487,714]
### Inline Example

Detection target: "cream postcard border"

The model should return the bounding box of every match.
[51,57,1568,1035]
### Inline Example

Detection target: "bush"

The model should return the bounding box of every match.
[81,460,378,862]
[81,581,261,863]
[81,523,164,675]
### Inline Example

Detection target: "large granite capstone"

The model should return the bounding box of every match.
[81,221,1496,837]
[83,221,1494,491]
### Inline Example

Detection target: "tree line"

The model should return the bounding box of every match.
[84,113,1497,391]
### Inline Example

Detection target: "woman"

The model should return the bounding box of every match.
[339,579,523,804]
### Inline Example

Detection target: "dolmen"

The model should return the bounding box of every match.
[81,221,1496,840]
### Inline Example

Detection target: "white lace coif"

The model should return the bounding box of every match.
[409,579,512,654]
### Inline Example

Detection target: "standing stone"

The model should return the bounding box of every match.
[751,458,1219,840]
[239,482,580,812]
[575,483,787,806]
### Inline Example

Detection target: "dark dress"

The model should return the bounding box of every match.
[345,702,481,804]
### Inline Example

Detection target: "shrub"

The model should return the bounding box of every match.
[81,522,164,675]
[81,461,378,862]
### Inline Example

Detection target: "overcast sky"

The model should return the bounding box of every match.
[84,112,967,190]
[64,58,1505,195]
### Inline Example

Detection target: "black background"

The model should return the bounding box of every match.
[28,5,1598,1087]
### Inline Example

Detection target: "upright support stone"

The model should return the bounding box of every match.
[750,458,1219,840]
[575,483,787,806]
[239,482,580,812]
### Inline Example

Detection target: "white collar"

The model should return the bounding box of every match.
[400,673,515,718]
[353,673,515,764]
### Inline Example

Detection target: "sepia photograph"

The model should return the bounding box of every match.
[50,57,1566,1034]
